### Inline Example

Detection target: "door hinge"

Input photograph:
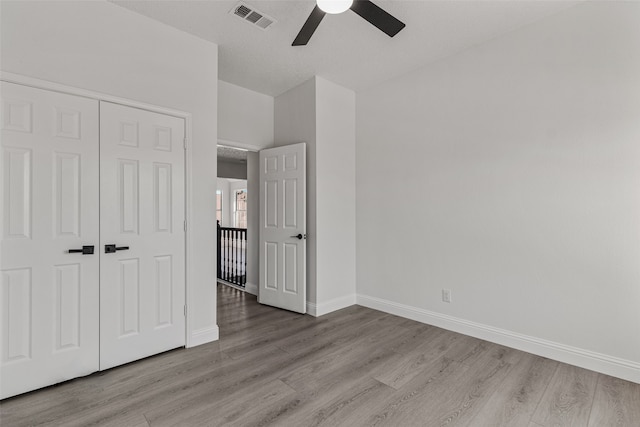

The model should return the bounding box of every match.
[184,138,188,150]
[184,220,187,232]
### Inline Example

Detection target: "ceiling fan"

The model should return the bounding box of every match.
[292,0,405,46]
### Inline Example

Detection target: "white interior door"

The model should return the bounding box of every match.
[99,102,185,370]
[258,143,306,313]
[0,82,99,399]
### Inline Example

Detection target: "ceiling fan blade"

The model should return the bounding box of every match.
[292,5,326,46]
[350,0,405,38]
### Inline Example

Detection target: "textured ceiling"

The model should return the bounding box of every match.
[112,0,579,96]
[218,145,248,162]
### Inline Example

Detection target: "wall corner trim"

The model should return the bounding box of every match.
[244,282,258,296]
[306,301,318,317]
[307,294,356,318]
[356,293,640,384]
[188,325,219,348]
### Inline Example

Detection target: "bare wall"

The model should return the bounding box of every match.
[218,159,247,180]
[315,77,356,310]
[218,80,274,148]
[246,152,259,292]
[356,2,640,381]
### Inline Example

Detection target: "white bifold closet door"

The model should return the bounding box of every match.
[0,83,186,399]
[0,82,100,399]
[99,102,185,371]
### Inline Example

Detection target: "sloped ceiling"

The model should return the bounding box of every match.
[113,1,579,96]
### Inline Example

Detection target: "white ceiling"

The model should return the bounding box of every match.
[113,0,579,97]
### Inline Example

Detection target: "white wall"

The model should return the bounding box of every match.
[315,77,357,312]
[246,152,259,293]
[1,1,219,344]
[218,159,247,180]
[356,2,640,382]
[274,77,357,315]
[218,80,274,149]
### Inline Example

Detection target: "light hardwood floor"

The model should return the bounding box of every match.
[1,284,638,426]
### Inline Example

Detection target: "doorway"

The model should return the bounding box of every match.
[217,179,247,287]
[215,142,308,315]
[216,145,257,294]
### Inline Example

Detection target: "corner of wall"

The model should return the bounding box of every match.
[188,324,220,348]
[307,293,356,317]
[314,76,357,308]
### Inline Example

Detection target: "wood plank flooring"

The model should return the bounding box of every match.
[1,284,638,426]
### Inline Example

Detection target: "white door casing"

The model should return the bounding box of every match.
[258,143,306,313]
[0,82,100,399]
[99,102,186,370]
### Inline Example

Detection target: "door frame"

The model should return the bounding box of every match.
[0,71,198,348]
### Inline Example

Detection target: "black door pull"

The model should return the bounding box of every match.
[68,245,94,255]
[290,234,306,240]
[105,244,130,253]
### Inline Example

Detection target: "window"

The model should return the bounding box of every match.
[216,190,222,224]
[234,189,247,229]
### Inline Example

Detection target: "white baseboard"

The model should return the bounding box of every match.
[245,282,258,296]
[307,294,357,317]
[356,293,640,384]
[218,280,257,295]
[188,325,219,348]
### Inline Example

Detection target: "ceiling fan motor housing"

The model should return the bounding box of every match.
[293,0,406,46]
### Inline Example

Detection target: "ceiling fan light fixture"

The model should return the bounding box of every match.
[317,0,353,14]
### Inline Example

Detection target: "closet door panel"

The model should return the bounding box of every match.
[99,101,185,370]
[0,82,99,399]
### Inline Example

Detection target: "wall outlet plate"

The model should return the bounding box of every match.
[442,289,452,303]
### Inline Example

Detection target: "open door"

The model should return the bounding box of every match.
[258,143,306,313]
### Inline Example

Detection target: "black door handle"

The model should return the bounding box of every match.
[105,244,130,253]
[68,245,94,255]
[290,234,306,240]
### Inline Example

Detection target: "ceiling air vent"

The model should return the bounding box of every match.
[231,2,276,31]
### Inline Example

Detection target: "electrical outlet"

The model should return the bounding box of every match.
[442,289,452,303]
